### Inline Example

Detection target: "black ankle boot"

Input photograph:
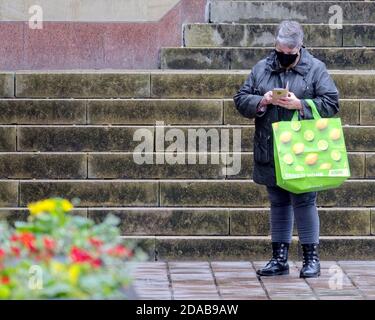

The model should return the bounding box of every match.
[300,243,321,278]
[256,242,290,276]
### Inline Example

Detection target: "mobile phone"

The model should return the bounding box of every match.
[272,88,289,104]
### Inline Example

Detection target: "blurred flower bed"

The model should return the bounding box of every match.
[0,198,148,299]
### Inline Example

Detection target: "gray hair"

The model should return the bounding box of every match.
[275,20,304,49]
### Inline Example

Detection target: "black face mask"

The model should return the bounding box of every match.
[274,49,299,68]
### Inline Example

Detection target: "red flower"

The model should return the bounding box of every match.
[70,246,93,264]
[43,237,56,251]
[70,246,102,268]
[11,246,20,257]
[91,258,102,268]
[107,245,133,258]
[1,275,10,285]
[18,232,37,253]
[89,237,103,249]
[0,248,5,260]
[10,234,19,242]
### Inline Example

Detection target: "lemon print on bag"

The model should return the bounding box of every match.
[317,139,329,151]
[303,130,314,142]
[330,128,341,141]
[273,98,350,193]
[331,150,341,161]
[283,153,294,165]
[316,118,329,131]
[292,142,305,155]
[305,153,318,165]
[280,131,292,144]
[273,123,279,131]
[319,163,332,170]
[291,121,301,132]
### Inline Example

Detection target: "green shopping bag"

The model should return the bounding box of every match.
[272,99,350,194]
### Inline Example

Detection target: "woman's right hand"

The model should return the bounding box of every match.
[260,91,273,106]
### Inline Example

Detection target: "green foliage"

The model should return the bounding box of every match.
[0,198,148,299]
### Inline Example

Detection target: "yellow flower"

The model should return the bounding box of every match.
[68,264,81,286]
[27,198,73,216]
[61,199,73,212]
[27,199,56,215]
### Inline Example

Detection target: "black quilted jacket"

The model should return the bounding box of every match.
[233,46,340,187]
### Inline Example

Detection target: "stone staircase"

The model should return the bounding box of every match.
[1,0,375,261]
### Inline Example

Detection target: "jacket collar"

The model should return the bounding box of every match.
[266,45,313,76]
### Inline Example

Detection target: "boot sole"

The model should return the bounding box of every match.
[299,272,321,278]
[256,269,290,277]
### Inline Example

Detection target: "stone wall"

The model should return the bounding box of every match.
[0,0,207,70]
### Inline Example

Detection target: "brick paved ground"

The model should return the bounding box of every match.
[133,261,375,300]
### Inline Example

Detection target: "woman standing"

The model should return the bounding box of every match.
[233,20,340,278]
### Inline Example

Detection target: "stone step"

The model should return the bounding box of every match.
[122,235,375,260]
[209,1,375,24]
[88,208,375,237]
[0,98,373,126]
[0,151,372,179]
[158,179,375,207]
[10,70,375,99]
[184,23,375,47]
[0,207,372,237]
[161,47,375,70]
[0,179,374,207]
[0,99,223,125]
[225,99,375,126]
[157,235,375,260]
[228,152,369,180]
[15,71,151,98]
[9,125,375,152]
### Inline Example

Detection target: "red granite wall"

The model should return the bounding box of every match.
[0,0,207,70]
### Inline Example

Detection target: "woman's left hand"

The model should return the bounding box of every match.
[274,92,302,110]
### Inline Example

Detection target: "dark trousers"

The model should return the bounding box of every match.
[266,185,319,244]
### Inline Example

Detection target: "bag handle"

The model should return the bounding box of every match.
[292,99,321,121]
